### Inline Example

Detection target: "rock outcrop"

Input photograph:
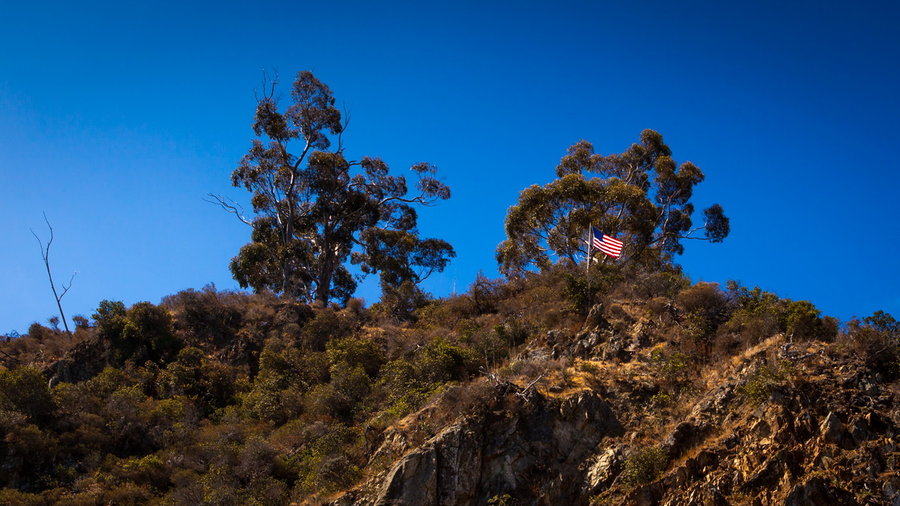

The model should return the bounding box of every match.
[332,331,899,506]
[335,388,623,505]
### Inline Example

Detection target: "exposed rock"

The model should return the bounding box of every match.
[586,446,622,492]
[345,389,623,506]
[662,421,709,460]
[338,328,900,506]
[376,422,482,506]
[583,304,610,332]
[784,476,856,505]
[572,330,601,358]
[820,411,846,445]
[599,333,631,362]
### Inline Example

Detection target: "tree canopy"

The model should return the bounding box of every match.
[212,71,454,306]
[496,129,729,276]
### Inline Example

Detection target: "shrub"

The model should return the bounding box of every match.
[162,287,242,346]
[738,363,786,404]
[290,424,361,496]
[468,272,505,314]
[0,366,56,423]
[841,311,899,376]
[418,338,478,384]
[27,322,54,342]
[156,346,236,415]
[670,283,730,357]
[784,300,830,341]
[326,336,384,377]
[623,446,668,485]
[630,269,690,300]
[72,314,90,329]
[648,348,692,393]
[301,309,356,351]
[0,489,43,506]
[374,281,431,322]
[93,300,182,364]
[116,454,170,489]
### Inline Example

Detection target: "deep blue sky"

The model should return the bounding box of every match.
[2,1,898,334]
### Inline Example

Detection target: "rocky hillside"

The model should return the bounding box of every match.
[332,304,899,505]
[1,267,897,505]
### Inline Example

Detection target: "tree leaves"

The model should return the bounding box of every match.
[497,129,729,275]
[226,71,454,305]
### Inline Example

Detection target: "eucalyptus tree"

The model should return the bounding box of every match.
[210,71,454,305]
[496,129,729,276]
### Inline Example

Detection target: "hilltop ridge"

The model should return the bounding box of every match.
[1,264,898,504]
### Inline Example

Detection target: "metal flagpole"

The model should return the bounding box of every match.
[586,224,592,274]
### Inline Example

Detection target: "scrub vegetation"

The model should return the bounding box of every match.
[3,71,896,505]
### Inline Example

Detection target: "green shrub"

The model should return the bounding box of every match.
[326,336,384,377]
[784,300,819,340]
[623,446,668,485]
[116,454,170,489]
[648,349,691,392]
[0,366,56,423]
[419,338,478,384]
[93,300,182,364]
[738,363,786,404]
[290,424,361,496]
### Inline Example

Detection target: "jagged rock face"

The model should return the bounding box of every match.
[340,389,622,506]
[337,337,899,506]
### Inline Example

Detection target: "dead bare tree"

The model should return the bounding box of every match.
[31,212,76,335]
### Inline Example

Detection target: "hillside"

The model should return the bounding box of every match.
[1,264,898,505]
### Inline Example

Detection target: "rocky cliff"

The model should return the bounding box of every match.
[330,311,899,505]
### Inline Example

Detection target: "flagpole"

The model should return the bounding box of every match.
[586,224,592,302]
[586,224,592,275]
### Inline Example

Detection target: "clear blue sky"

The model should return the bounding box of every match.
[2,0,898,334]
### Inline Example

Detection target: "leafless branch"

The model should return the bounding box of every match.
[516,373,545,401]
[256,69,279,102]
[30,212,73,335]
[336,104,351,154]
[205,194,253,226]
[59,271,77,299]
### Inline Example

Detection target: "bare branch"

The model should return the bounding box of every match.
[378,195,429,207]
[205,194,253,226]
[59,271,77,299]
[31,213,73,335]
[256,69,279,102]
[336,104,351,154]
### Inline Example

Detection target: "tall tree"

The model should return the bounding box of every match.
[210,71,454,305]
[497,130,729,276]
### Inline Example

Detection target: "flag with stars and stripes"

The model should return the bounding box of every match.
[591,227,623,259]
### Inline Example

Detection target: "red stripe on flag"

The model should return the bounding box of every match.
[604,236,623,247]
[597,244,621,257]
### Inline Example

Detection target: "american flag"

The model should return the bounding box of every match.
[591,227,623,259]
